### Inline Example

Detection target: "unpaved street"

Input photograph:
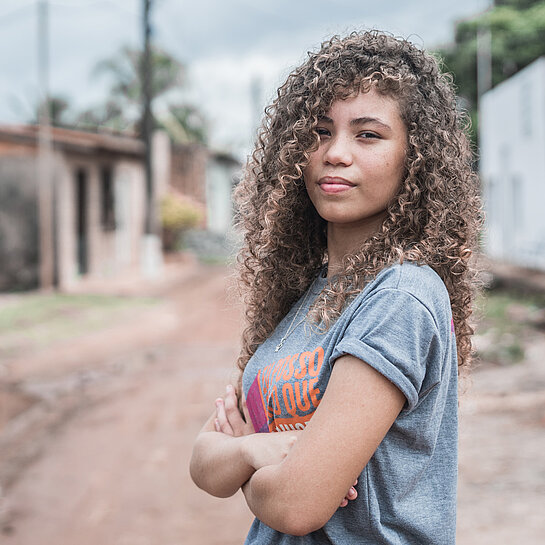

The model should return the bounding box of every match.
[1,263,254,545]
[1,261,544,544]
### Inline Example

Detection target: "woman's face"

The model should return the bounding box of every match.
[303,87,407,239]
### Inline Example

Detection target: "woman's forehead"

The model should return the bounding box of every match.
[323,87,404,120]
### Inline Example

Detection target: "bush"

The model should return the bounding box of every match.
[160,192,204,252]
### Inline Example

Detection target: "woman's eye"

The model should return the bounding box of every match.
[359,131,379,139]
[316,128,330,137]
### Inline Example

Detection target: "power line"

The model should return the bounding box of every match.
[0,1,35,26]
[49,0,139,17]
[0,0,139,20]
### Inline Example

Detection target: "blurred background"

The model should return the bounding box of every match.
[0,0,544,543]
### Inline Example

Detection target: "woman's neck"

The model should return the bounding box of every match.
[326,221,381,278]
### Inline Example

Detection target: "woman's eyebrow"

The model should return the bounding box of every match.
[350,116,392,130]
[317,115,392,131]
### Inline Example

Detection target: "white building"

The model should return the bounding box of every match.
[480,57,545,271]
[206,152,240,235]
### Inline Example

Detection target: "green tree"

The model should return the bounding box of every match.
[496,0,542,9]
[76,45,207,143]
[74,46,206,142]
[76,99,128,132]
[158,103,207,144]
[437,0,545,143]
[93,44,184,108]
[32,95,71,127]
[76,44,183,132]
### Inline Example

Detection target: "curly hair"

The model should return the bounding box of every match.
[234,30,482,385]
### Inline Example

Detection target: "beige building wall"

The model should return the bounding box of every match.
[115,160,146,270]
[170,143,207,204]
[55,156,147,291]
[153,130,171,202]
[0,126,158,292]
[55,155,77,291]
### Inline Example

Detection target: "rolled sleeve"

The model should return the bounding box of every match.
[330,288,441,413]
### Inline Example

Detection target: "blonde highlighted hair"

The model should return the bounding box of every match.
[234,31,482,383]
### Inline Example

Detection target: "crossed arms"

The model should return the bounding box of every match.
[190,354,405,536]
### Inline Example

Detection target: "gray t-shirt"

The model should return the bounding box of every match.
[242,262,458,544]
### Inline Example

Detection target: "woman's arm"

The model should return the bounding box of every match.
[189,413,254,498]
[241,354,405,536]
[189,387,299,498]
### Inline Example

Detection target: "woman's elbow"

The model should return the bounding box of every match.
[248,467,335,534]
[272,508,330,537]
[260,491,333,536]
[189,454,210,494]
[189,446,236,498]
[189,459,238,498]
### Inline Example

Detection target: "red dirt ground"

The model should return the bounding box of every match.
[0,260,544,544]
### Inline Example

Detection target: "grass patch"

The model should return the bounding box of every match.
[197,254,232,266]
[475,289,544,365]
[0,293,160,359]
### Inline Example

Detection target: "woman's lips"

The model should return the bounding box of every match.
[317,176,355,194]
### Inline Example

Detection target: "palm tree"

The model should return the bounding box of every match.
[75,44,208,139]
[31,95,71,127]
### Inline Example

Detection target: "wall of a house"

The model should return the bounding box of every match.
[480,57,545,270]
[55,154,77,289]
[205,158,239,235]
[153,131,171,202]
[170,143,207,205]
[56,155,146,291]
[114,160,146,271]
[0,155,39,291]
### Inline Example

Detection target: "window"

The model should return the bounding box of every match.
[100,166,116,231]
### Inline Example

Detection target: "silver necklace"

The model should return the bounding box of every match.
[274,275,321,352]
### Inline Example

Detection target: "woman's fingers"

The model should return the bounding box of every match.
[215,398,234,436]
[339,481,358,508]
[346,486,357,499]
[214,385,255,437]
[224,385,247,436]
[242,430,300,470]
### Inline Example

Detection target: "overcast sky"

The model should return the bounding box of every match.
[0,0,489,157]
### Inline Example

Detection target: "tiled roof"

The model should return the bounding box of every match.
[0,124,144,157]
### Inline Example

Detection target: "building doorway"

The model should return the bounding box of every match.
[75,168,88,275]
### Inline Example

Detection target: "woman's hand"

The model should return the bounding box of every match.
[241,355,405,533]
[214,384,357,508]
[242,431,299,470]
[340,479,358,507]
[214,384,254,436]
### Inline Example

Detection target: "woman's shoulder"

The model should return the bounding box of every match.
[365,262,451,320]
[373,262,447,293]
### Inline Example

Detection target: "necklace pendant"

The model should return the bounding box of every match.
[273,278,318,355]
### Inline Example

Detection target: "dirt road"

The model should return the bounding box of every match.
[1,261,544,544]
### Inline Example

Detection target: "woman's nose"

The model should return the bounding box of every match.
[323,135,353,166]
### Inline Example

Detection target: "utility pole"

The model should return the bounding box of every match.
[37,0,54,289]
[143,0,153,236]
[477,0,494,109]
[250,75,263,139]
[141,0,162,277]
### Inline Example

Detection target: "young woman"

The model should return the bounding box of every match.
[190,31,481,544]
